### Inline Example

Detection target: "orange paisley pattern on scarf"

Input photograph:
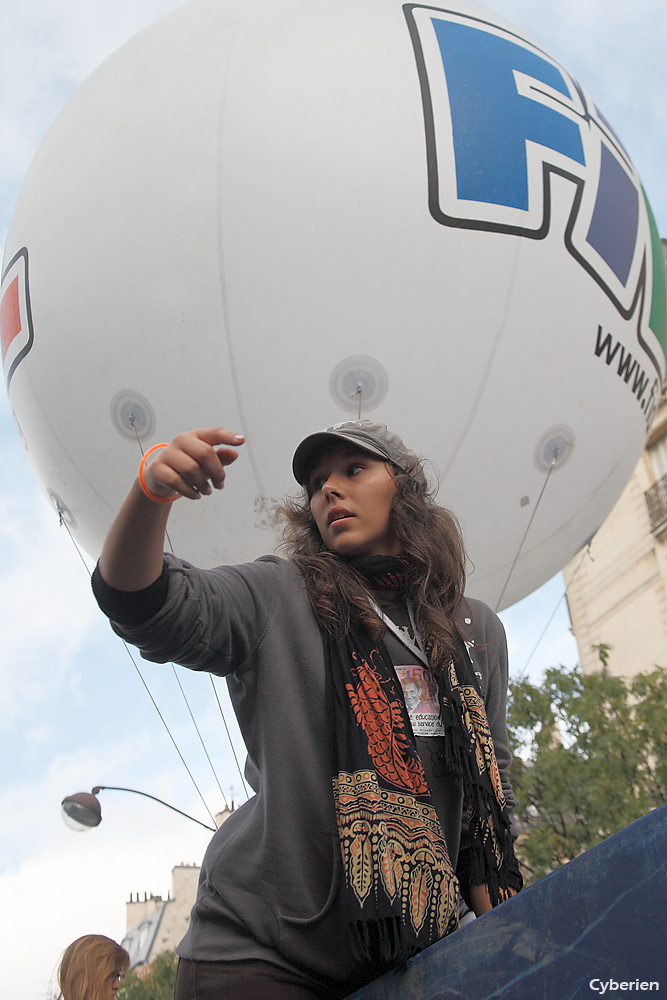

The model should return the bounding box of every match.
[345,649,428,795]
[459,683,506,808]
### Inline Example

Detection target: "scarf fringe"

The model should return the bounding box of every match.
[467,784,522,903]
[349,916,412,966]
[437,659,522,905]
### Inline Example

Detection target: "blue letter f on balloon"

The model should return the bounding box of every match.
[404,4,652,320]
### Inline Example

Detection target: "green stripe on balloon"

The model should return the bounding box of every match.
[643,187,667,362]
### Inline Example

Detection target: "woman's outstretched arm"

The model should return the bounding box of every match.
[98,427,244,591]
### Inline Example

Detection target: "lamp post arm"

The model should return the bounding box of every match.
[92,785,216,832]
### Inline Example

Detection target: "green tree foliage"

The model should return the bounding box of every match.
[119,951,178,1000]
[507,651,667,884]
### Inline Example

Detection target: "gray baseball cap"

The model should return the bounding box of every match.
[292,420,416,485]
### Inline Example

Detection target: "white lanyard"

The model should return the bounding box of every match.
[372,600,477,674]
[370,599,430,669]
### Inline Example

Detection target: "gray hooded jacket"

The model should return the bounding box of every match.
[96,553,517,983]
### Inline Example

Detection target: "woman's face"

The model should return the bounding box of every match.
[104,970,124,1000]
[308,445,401,557]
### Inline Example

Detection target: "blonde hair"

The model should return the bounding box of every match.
[57,935,130,1000]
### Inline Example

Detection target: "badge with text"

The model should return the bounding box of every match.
[395,664,445,737]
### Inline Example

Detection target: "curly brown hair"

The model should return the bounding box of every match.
[279,456,466,672]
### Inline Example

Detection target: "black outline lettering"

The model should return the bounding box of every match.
[1,247,33,390]
[404,4,664,386]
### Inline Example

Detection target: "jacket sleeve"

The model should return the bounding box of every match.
[459,598,518,812]
[93,552,286,677]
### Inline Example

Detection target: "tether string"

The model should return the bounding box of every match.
[494,451,558,612]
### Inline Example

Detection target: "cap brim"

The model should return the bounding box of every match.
[292,431,388,485]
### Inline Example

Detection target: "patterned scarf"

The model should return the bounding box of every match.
[327,556,521,968]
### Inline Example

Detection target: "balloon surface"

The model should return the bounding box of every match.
[2,0,666,609]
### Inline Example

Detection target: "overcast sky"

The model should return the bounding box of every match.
[1,2,665,997]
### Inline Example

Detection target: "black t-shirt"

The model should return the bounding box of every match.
[377,597,465,870]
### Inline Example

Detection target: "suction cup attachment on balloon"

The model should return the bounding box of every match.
[534,425,575,472]
[110,390,157,442]
[329,355,388,414]
[48,490,76,528]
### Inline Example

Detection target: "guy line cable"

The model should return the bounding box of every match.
[494,450,558,613]
[171,665,232,812]
[58,513,218,826]
[209,676,250,799]
[57,483,247,823]
[519,540,592,677]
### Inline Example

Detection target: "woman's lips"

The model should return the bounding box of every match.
[327,506,354,526]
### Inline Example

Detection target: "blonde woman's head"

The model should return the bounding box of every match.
[57,935,130,1000]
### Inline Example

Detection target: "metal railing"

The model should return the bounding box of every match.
[645,474,667,534]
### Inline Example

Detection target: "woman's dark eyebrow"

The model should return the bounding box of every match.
[307,448,373,492]
[309,448,359,477]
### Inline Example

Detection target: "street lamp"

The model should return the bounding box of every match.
[61,785,216,832]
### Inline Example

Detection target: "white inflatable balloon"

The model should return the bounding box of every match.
[2,0,666,608]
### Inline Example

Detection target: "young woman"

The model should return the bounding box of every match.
[57,935,129,1000]
[93,420,521,1000]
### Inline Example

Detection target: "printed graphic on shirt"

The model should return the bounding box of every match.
[395,665,445,737]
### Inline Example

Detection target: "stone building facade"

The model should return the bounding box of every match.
[564,397,667,677]
[122,863,200,968]
[122,807,233,968]
[563,242,667,678]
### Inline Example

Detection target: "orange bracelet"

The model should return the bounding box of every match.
[138,443,182,503]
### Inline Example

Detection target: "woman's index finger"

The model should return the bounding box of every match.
[197,426,245,446]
